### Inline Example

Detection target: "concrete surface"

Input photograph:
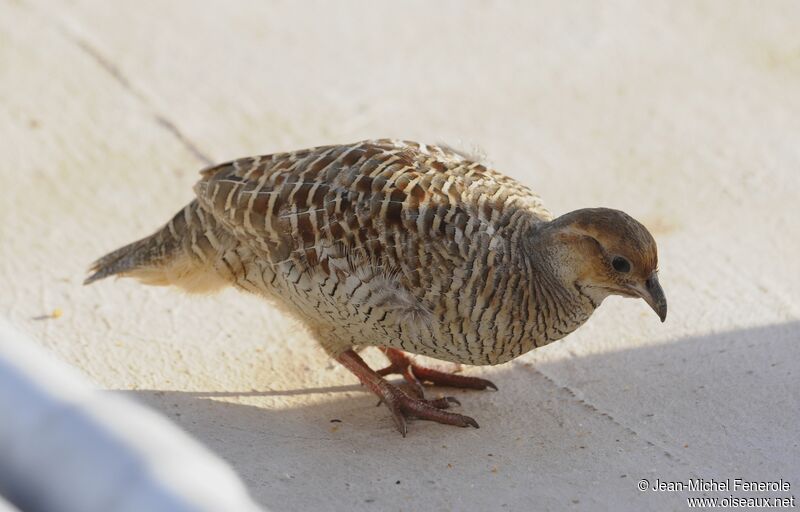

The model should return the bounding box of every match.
[1,1,798,510]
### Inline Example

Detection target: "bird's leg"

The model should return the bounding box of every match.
[377,348,498,392]
[336,349,479,436]
[376,347,427,398]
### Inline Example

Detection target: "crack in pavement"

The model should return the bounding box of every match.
[35,3,213,167]
[516,361,695,470]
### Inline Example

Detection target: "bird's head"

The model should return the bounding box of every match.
[536,208,667,322]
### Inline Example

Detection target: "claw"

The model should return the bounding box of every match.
[386,401,407,437]
[464,417,480,429]
[425,396,460,409]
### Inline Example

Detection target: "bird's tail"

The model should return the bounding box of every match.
[84,201,227,293]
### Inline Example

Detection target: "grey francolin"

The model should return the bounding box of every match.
[86,139,667,435]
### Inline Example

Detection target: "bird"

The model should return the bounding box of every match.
[85,139,667,436]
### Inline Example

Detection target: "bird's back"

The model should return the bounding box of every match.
[196,139,549,284]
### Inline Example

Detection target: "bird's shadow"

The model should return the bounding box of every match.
[117,322,800,512]
[168,384,365,398]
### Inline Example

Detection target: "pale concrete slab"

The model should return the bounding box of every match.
[1,1,798,510]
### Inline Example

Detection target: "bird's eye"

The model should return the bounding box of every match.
[612,256,631,273]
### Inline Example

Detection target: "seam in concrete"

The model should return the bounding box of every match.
[29,1,213,167]
[70,35,213,167]
[517,361,693,468]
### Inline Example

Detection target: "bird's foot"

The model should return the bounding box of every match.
[336,349,480,436]
[377,348,498,394]
[377,381,479,436]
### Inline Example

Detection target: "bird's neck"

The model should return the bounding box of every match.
[515,223,598,351]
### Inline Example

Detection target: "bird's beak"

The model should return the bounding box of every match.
[628,273,667,322]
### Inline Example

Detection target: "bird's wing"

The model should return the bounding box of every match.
[193,139,549,293]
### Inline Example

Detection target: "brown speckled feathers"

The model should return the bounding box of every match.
[185,140,569,363]
[194,139,550,277]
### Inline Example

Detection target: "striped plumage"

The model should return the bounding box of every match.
[87,139,667,434]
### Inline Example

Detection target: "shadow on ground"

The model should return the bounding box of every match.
[119,322,799,512]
